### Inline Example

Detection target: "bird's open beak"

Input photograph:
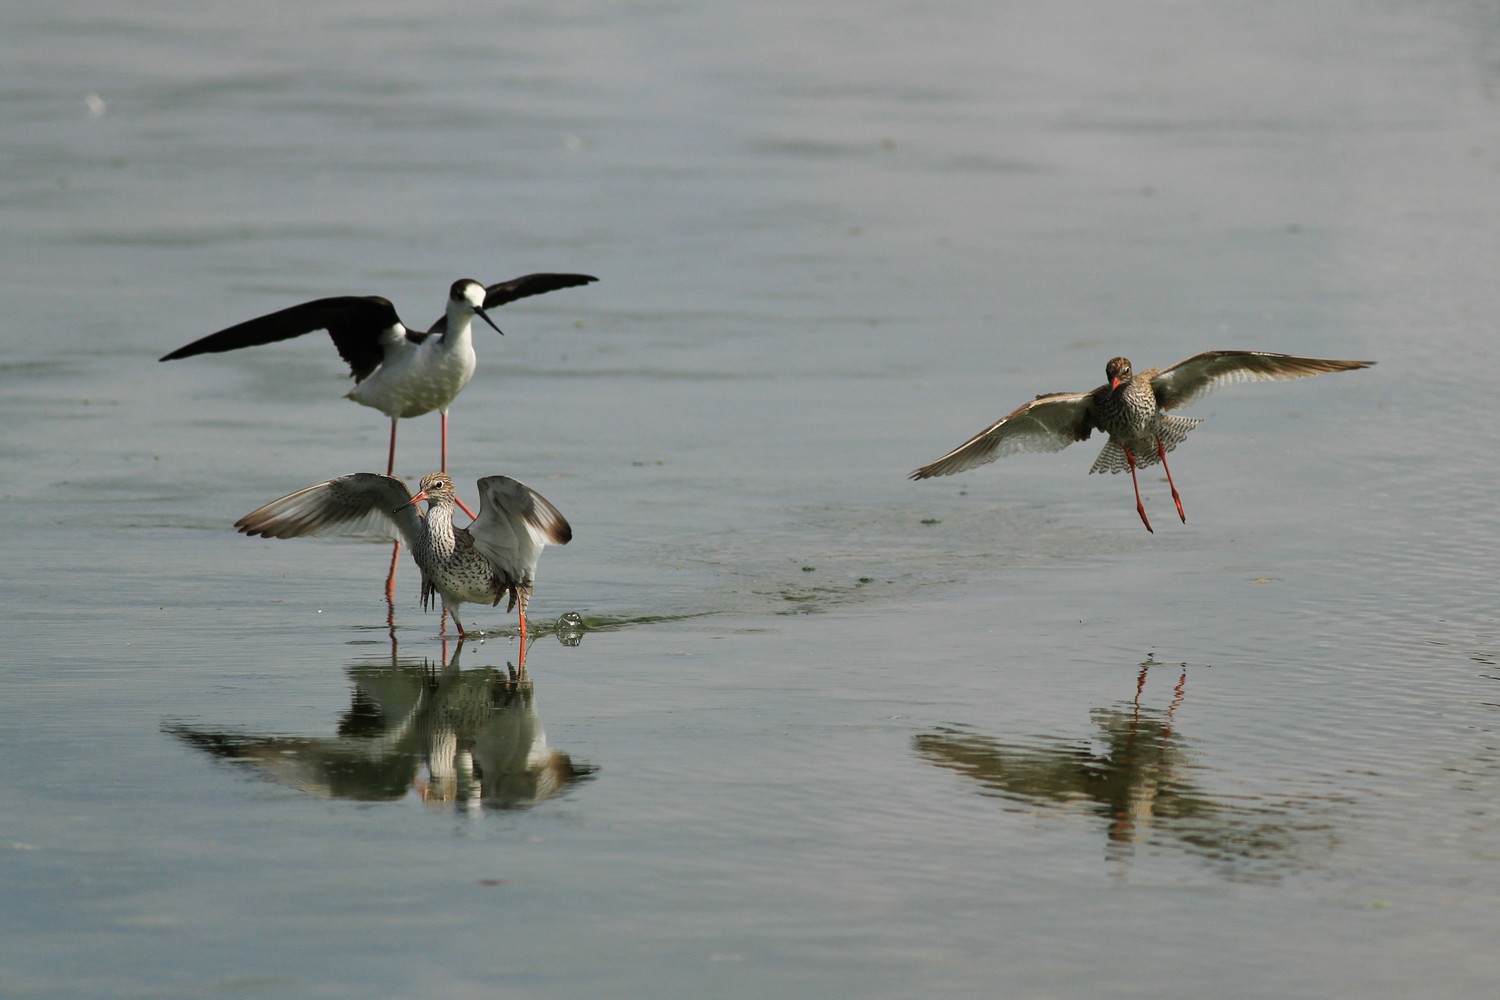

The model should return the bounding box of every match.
[396,489,428,512]
[476,307,504,336]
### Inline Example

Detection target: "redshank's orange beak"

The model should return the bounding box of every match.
[1110,376,1122,390]
[396,489,428,512]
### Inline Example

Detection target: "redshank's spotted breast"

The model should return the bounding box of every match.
[236,471,572,643]
[161,274,597,483]
[911,350,1374,532]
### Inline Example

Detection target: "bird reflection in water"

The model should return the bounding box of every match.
[166,641,595,811]
[914,660,1330,880]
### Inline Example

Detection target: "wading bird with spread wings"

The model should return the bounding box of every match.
[161,274,597,486]
[911,351,1374,532]
[236,472,571,644]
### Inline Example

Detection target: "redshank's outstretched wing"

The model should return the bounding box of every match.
[235,473,422,544]
[468,477,572,585]
[159,297,405,382]
[426,273,598,334]
[1150,351,1374,411]
[910,391,1097,480]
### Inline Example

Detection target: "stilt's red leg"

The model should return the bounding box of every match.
[1155,436,1186,523]
[386,419,399,477]
[439,410,478,520]
[383,419,405,599]
[1125,448,1153,533]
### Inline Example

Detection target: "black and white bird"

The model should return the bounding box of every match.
[911,351,1374,532]
[161,274,597,480]
[236,472,572,644]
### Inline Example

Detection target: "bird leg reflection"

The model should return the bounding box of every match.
[385,540,402,602]
[1132,657,1189,737]
[384,585,398,646]
[1166,668,1188,731]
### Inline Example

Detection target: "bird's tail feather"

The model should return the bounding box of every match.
[1089,415,1203,474]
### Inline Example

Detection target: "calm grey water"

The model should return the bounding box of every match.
[4,1,1500,997]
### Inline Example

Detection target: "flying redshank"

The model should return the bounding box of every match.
[160,274,597,486]
[236,472,572,644]
[911,350,1374,532]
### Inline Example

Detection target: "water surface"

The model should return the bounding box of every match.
[3,1,1499,997]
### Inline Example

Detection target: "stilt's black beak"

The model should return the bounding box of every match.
[476,307,503,336]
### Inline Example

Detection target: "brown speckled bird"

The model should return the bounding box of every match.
[911,350,1374,532]
[236,472,571,639]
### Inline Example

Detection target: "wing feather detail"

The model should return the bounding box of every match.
[470,476,572,586]
[235,473,418,543]
[160,296,403,382]
[911,391,1096,480]
[1151,351,1373,411]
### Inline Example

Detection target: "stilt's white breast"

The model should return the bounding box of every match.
[346,323,478,419]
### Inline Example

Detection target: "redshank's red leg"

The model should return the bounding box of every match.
[516,602,529,675]
[1155,436,1186,523]
[1124,448,1154,533]
[446,607,467,640]
[439,410,479,521]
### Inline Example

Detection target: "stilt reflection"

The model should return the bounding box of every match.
[166,641,595,811]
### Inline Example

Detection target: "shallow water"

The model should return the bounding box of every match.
[4,1,1500,997]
